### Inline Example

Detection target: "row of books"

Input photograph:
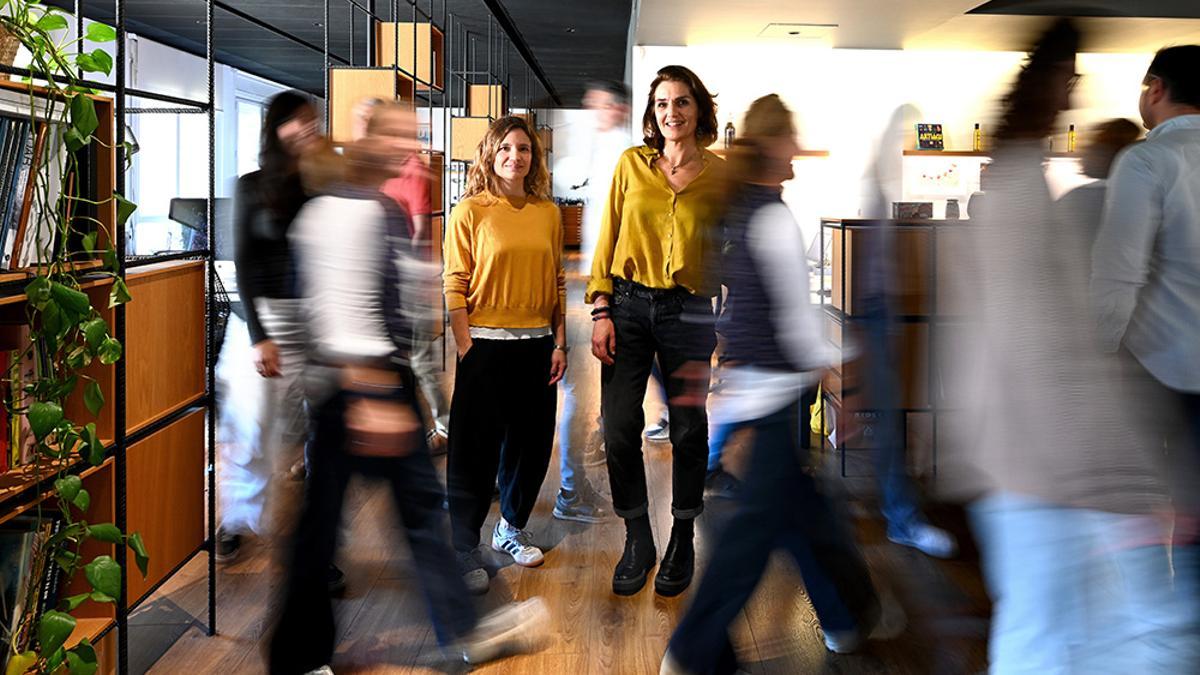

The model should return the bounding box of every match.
[0,328,40,475]
[0,114,66,271]
[0,515,66,666]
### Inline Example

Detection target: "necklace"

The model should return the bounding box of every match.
[666,151,699,175]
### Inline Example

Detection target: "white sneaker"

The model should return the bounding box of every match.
[822,588,907,654]
[303,667,334,675]
[887,522,958,559]
[460,597,551,664]
[644,418,670,441]
[492,519,544,567]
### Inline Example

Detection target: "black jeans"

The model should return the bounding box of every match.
[667,399,879,675]
[268,382,476,675]
[447,337,557,553]
[602,277,716,519]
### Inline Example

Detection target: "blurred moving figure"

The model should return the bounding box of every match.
[550,81,631,525]
[587,65,723,598]
[221,91,321,564]
[947,20,1199,673]
[370,102,451,453]
[1056,117,1140,258]
[269,138,549,674]
[444,116,567,595]
[859,103,957,558]
[662,95,897,675]
[1092,45,1200,470]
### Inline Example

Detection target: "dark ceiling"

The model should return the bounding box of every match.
[47,1,632,108]
[970,0,1200,19]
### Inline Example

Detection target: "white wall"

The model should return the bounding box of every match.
[632,44,1154,241]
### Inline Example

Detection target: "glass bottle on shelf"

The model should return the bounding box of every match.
[945,199,961,220]
[724,116,735,148]
[973,123,983,152]
[1067,124,1077,153]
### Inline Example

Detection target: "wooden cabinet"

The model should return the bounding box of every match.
[375,22,444,90]
[418,150,444,213]
[561,205,582,248]
[327,67,415,144]
[468,84,506,118]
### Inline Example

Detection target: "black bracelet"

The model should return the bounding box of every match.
[591,306,611,315]
[592,313,612,322]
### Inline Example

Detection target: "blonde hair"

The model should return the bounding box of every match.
[299,138,345,194]
[463,116,550,200]
[728,94,795,182]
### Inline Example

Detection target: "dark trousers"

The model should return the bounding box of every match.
[268,386,476,675]
[447,337,557,553]
[602,278,716,519]
[668,399,879,675]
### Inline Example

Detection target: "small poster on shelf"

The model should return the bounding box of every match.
[917,123,944,151]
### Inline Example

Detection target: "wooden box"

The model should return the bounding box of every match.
[327,67,415,144]
[375,22,444,90]
[468,84,506,118]
[451,116,492,162]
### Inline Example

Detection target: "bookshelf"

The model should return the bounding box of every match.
[327,66,417,144]
[376,22,445,91]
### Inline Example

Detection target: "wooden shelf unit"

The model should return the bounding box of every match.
[327,67,416,144]
[561,204,582,248]
[467,84,506,118]
[450,116,492,162]
[903,149,1078,158]
[375,22,445,91]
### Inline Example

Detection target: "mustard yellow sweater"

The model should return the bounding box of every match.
[443,192,566,328]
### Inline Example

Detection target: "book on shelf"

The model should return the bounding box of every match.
[1,514,63,662]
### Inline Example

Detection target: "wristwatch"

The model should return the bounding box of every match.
[553,343,568,352]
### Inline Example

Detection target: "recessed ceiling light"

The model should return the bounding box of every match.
[566,27,576,33]
[759,23,837,40]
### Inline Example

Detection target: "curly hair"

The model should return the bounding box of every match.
[641,65,719,150]
[994,18,1080,143]
[463,116,551,200]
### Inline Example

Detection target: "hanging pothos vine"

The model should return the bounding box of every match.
[1,1,147,674]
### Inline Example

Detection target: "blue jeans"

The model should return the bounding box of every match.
[668,399,877,674]
[970,492,1200,675]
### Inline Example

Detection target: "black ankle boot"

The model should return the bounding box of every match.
[612,524,656,596]
[654,526,694,597]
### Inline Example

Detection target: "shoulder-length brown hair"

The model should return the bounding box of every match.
[464,116,551,200]
[642,65,719,150]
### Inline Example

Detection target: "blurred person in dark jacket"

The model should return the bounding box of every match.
[661,94,902,675]
[268,138,550,675]
[1056,117,1140,262]
[944,20,1199,673]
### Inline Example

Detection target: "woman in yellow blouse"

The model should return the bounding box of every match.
[444,116,567,595]
[587,65,725,597]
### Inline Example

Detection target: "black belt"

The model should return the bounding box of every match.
[613,276,688,300]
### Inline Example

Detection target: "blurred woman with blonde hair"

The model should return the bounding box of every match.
[444,116,567,594]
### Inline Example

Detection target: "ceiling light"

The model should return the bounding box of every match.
[758,23,837,40]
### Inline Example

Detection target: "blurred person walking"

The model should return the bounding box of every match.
[661,94,900,675]
[444,116,567,594]
[1056,118,1140,262]
[947,20,1199,674]
[550,81,631,525]
[268,138,549,674]
[1092,46,1200,474]
[222,91,322,566]
[587,65,724,597]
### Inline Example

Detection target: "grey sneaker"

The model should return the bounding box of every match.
[457,549,489,595]
[553,485,610,523]
[887,522,958,559]
[215,527,241,564]
[644,418,670,442]
[459,597,551,665]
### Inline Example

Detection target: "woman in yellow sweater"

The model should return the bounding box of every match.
[587,65,724,597]
[444,116,567,595]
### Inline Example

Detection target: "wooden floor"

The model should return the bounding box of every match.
[129,259,991,674]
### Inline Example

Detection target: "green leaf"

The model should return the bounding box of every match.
[85,23,117,43]
[88,591,114,604]
[70,94,100,140]
[55,474,82,503]
[52,375,80,400]
[82,231,97,252]
[37,609,77,659]
[128,532,149,578]
[66,642,99,675]
[65,127,88,152]
[51,282,92,317]
[84,380,104,416]
[67,345,92,370]
[88,49,113,76]
[25,276,51,308]
[108,278,131,308]
[87,523,122,544]
[83,555,121,599]
[42,300,66,340]
[47,649,66,674]
[98,337,122,365]
[83,317,108,350]
[35,13,70,34]
[61,593,90,612]
[114,194,137,227]
[82,423,103,466]
[73,488,90,512]
[5,651,36,675]
[28,401,64,440]
[103,247,118,271]
[55,550,82,573]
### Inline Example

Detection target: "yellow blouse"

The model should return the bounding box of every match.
[585,145,725,303]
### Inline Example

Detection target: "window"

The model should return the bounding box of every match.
[126,100,211,256]
[236,98,265,176]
